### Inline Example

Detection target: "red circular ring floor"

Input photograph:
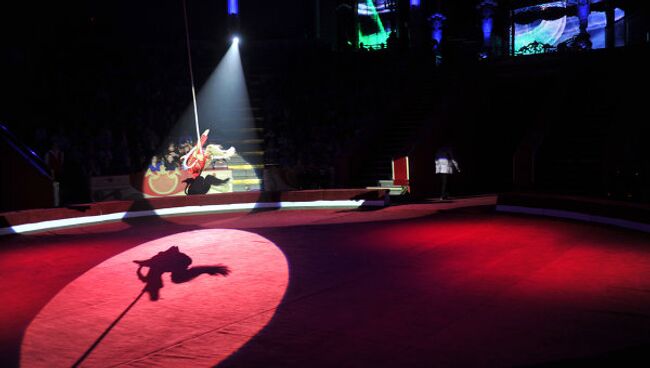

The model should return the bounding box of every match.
[1,202,649,367]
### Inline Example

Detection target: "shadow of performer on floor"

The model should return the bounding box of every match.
[134,245,230,301]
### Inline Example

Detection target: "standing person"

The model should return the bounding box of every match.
[435,146,460,200]
[45,142,64,206]
[45,142,64,181]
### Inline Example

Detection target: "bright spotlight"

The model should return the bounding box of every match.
[232,36,240,45]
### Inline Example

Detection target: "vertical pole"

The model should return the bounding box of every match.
[182,0,201,146]
[354,0,360,48]
[605,0,615,49]
[315,0,321,39]
[510,8,516,56]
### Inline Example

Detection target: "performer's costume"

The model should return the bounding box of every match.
[181,129,238,178]
[181,129,211,178]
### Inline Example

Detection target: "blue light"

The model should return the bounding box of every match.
[577,1,590,26]
[228,0,238,15]
[482,17,493,45]
[410,0,420,6]
[428,13,446,45]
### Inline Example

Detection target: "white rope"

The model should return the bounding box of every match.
[182,0,201,146]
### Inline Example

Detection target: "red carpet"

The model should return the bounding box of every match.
[2,197,650,367]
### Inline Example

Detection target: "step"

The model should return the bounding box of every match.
[232,184,262,192]
[222,138,264,145]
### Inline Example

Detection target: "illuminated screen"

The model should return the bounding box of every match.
[357,0,395,48]
[512,1,625,54]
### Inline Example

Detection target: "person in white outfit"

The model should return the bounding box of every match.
[435,146,460,200]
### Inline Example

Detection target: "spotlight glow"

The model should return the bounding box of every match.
[21,229,289,367]
[156,40,262,195]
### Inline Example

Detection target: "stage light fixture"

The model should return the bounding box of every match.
[232,36,240,45]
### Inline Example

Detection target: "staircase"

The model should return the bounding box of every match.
[213,126,264,192]
[213,66,270,192]
[354,66,440,188]
[536,101,610,196]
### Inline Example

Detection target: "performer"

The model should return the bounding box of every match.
[181,129,210,178]
[205,144,237,168]
[435,145,460,200]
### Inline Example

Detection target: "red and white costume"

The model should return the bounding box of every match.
[182,129,210,179]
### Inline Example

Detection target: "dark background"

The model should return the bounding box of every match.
[0,1,648,206]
